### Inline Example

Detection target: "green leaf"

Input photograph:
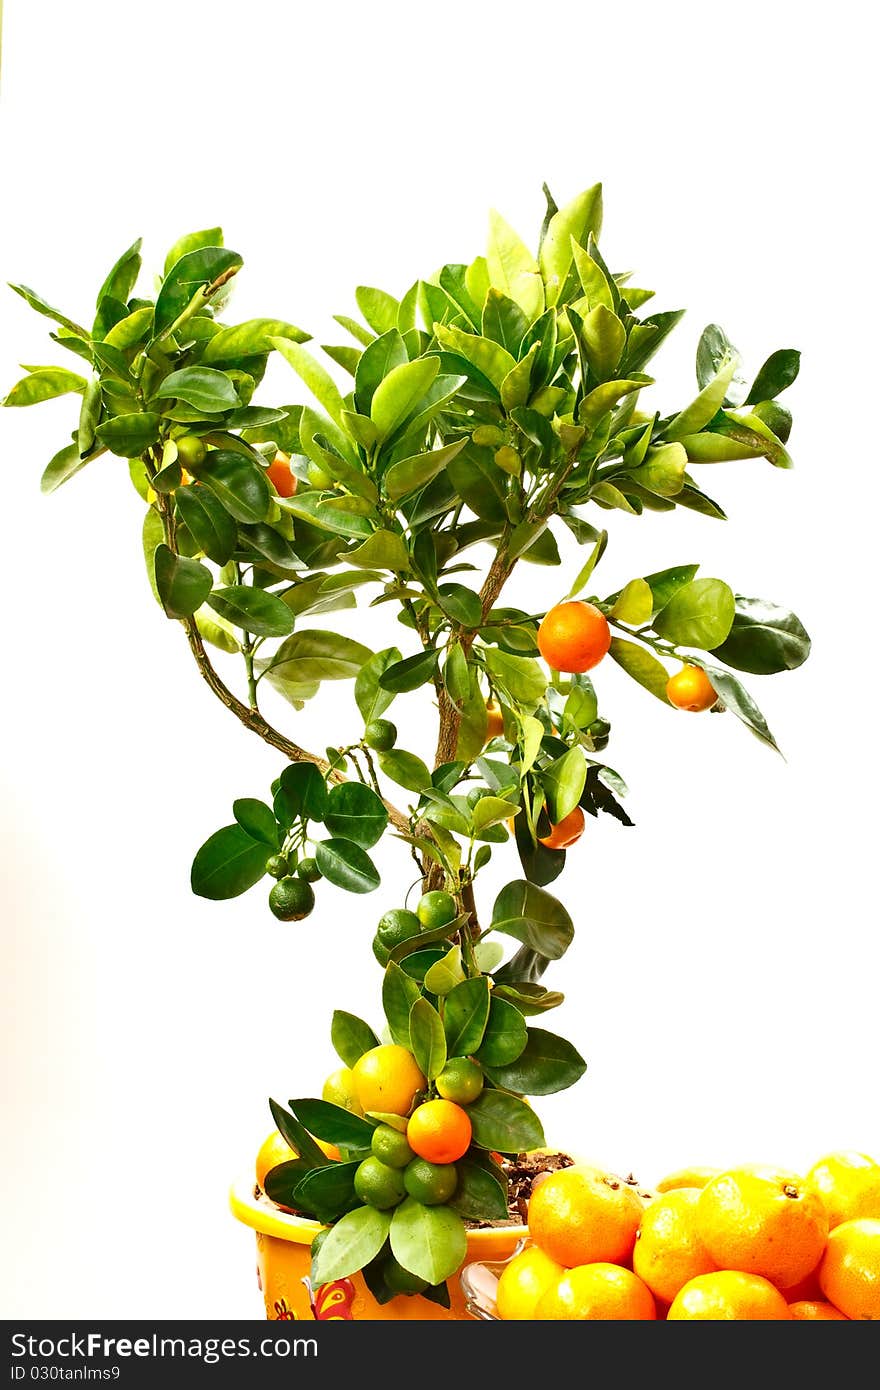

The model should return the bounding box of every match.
[382,962,422,1048]
[288,1098,375,1148]
[666,355,740,441]
[437,583,482,628]
[409,998,447,1081]
[483,1027,586,1095]
[311,1206,393,1287]
[643,564,700,614]
[541,747,587,823]
[744,348,801,404]
[608,638,670,703]
[3,366,87,407]
[291,1162,360,1224]
[193,449,271,524]
[456,668,490,763]
[570,241,615,311]
[163,228,223,277]
[40,443,91,494]
[566,530,608,598]
[443,977,491,1057]
[232,798,278,847]
[434,323,516,391]
[700,663,781,754]
[540,183,603,305]
[270,338,346,426]
[154,544,212,618]
[331,1010,381,1068]
[314,838,380,893]
[324,782,388,848]
[103,307,153,350]
[377,749,431,794]
[611,578,654,625]
[422,945,466,996]
[563,683,598,730]
[579,304,626,380]
[712,596,811,674]
[579,378,648,427]
[484,648,546,708]
[202,320,309,362]
[269,1098,327,1167]
[696,323,738,391]
[175,484,237,565]
[653,577,735,649]
[354,329,408,414]
[493,982,565,1016]
[347,529,410,572]
[371,358,440,440]
[449,1158,509,1221]
[628,442,688,497]
[378,648,440,693]
[490,880,574,960]
[95,412,161,457]
[482,288,529,353]
[390,1199,467,1286]
[475,996,528,1065]
[384,439,468,502]
[356,285,400,335]
[443,644,471,706]
[355,646,402,723]
[486,210,544,322]
[153,246,242,337]
[190,824,269,900]
[467,1090,545,1152]
[77,379,102,457]
[207,586,295,638]
[154,366,239,413]
[278,763,328,822]
[500,341,540,411]
[263,630,373,685]
[8,283,87,338]
[472,796,517,833]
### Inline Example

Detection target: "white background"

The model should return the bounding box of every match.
[1,0,878,1320]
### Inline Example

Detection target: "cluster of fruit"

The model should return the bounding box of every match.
[494,1152,880,1320]
[371,889,459,966]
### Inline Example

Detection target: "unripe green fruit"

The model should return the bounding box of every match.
[266,853,289,880]
[297,857,321,883]
[364,718,397,751]
[472,424,505,447]
[268,876,315,921]
[175,434,207,469]
[494,445,522,476]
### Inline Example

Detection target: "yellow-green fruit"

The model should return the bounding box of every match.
[322,1066,364,1115]
[494,445,522,476]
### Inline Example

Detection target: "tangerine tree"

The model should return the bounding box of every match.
[3,182,811,1307]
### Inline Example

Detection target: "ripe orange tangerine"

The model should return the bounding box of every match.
[534,1263,657,1320]
[406,1099,472,1164]
[484,699,505,741]
[538,805,586,850]
[667,1270,792,1320]
[537,601,611,674]
[818,1217,880,1320]
[666,664,717,711]
[527,1164,644,1268]
[696,1165,829,1290]
[805,1151,880,1229]
[266,451,297,498]
[351,1045,426,1117]
[788,1300,848,1320]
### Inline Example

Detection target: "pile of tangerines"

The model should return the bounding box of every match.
[494,1152,880,1320]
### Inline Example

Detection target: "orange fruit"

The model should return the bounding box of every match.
[667,1271,792,1320]
[527,1163,644,1268]
[537,601,611,673]
[788,1300,848,1320]
[818,1217,880,1320]
[406,1098,472,1164]
[266,451,297,498]
[255,1129,296,1188]
[655,1166,720,1193]
[666,664,717,711]
[495,1245,566,1320]
[632,1188,718,1305]
[538,805,586,850]
[534,1263,657,1320]
[484,699,505,741]
[806,1151,880,1229]
[696,1165,829,1290]
[351,1044,426,1117]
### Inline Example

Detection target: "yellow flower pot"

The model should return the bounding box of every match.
[229,1173,527,1321]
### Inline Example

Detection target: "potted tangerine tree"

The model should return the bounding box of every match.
[3,182,810,1320]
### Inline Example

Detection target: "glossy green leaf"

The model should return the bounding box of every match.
[370,358,440,440]
[467,1090,545,1152]
[389,1200,467,1286]
[311,1206,392,1287]
[189,449,272,523]
[278,763,328,822]
[492,982,565,1016]
[290,1162,360,1224]
[202,320,309,362]
[449,1158,509,1221]
[482,288,529,353]
[270,337,346,426]
[382,961,422,1048]
[435,323,516,391]
[331,1010,381,1068]
[263,629,372,687]
[103,307,153,350]
[744,348,801,404]
[490,880,574,959]
[628,442,687,497]
[174,484,237,565]
[540,183,603,305]
[355,646,402,722]
[384,438,468,501]
[642,564,700,614]
[696,323,738,391]
[347,529,410,572]
[289,1098,375,1148]
[443,643,471,705]
[580,304,625,380]
[611,577,653,624]
[483,1027,586,1095]
[378,648,440,693]
[541,747,587,823]
[94,412,160,457]
[443,977,491,1057]
[315,838,380,893]
[666,355,740,441]
[40,443,91,494]
[154,544,212,619]
[566,530,608,598]
[700,663,781,753]
[354,329,408,414]
[472,796,517,833]
[712,596,811,674]
[653,577,735,649]
[3,366,87,407]
[153,246,242,337]
[579,378,647,427]
[155,366,239,413]
[608,637,671,703]
[324,782,388,848]
[163,228,223,277]
[190,824,269,900]
[422,945,466,996]
[376,749,431,794]
[570,241,615,311]
[409,998,447,1081]
[8,283,87,338]
[484,648,546,708]
[500,341,540,411]
[486,210,544,321]
[207,586,295,638]
[356,285,400,335]
[268,1097,327,1167]
[475,996,528,1066]
[232,798,278,847]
